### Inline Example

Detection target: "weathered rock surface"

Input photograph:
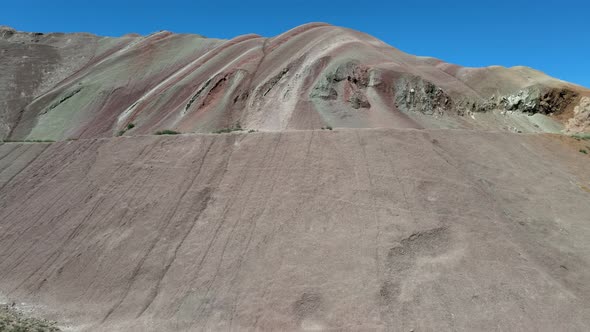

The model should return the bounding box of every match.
[568,96,590,132]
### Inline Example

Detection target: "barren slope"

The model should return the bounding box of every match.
[1,130,589,331]
[2,24,589,141]
[2,23,590,331]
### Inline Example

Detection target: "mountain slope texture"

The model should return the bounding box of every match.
[0,23,589,331]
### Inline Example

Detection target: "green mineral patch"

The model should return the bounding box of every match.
[26,85,101,141]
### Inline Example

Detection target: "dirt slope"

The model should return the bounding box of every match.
[1,129,589,331]
[2,24,589,141]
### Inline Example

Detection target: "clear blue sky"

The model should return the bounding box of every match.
[2,0,588,88]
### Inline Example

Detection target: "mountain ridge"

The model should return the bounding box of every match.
[1,22,587,87]
[2,23,589,141]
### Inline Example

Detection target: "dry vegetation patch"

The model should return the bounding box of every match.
[0,304,60,332]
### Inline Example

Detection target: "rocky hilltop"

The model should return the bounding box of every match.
[1,23,589,141]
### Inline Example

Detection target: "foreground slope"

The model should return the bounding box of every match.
[2,24,590,141]
[1,130,589,331]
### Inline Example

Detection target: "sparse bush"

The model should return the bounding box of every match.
[326,126,333,130]
[248,129,256,133]
[213,128,232,134]
[155,130,181,135]
[212,123,244,134]
[580,149,588,154]
[116,123,136,137]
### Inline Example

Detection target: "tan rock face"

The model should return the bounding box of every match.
[567,97,590,133]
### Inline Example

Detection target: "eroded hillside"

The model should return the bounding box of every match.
[1,23,589,141]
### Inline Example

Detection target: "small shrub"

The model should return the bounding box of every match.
[213,128,231,134]
[126,123,135,130]
[117,130,126,137]
[248,129,256,133]
[326,126,333,130]
[155,130,181,135]
[212,123,244,134]
[580,149,588,154]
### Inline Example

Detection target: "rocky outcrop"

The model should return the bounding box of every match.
[567,96,590,133]
[394,76,453,116]
[497,86,578,115]
[395,81,581,122]
[349,91,371,109]
[0,26,16,39]
[311,61,371,109]
[538,88,578,114]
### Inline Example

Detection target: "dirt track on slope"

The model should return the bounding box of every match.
[0,129,589,331]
